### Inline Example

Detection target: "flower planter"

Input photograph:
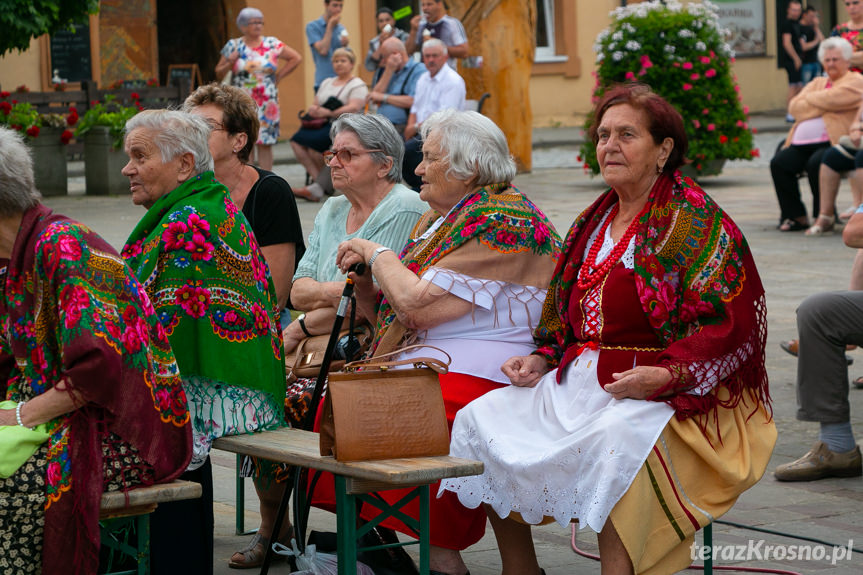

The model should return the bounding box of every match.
[29,127,68,196]
[84,127,128,196]
[679,159,726,180]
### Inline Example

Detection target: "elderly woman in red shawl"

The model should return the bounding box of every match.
[0,127,191,575]
[440,84,777,575]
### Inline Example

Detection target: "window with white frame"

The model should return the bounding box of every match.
[536,0,566,62]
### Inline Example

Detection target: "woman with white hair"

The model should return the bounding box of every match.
[770,36,863,232]
[0,126,191,575]
[215,6,302,170]
[120,110,285,575]
[335,109,560,575]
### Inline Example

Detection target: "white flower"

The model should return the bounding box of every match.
[612,31,623,41]
[664,44,676,54]
[678,29,694,39]
[612,51,624,62]
[695,41,706,52]
[625,40,641,51]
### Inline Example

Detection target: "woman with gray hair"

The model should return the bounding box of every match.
[215,6,302,170]
[334,109,560,575]
[0,126,191,574]
[121,110,285,575]
[771,35,863,232]
[232,112,427,569]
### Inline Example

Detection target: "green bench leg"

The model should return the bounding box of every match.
[235,453,245,535]
[335,475,358,575]
[703,523,713,575]
[99,513,150,575]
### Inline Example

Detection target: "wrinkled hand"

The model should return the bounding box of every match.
[0,406,16,427]
[603,366,672,400]
[500,355,549,387]
[336,239,378,274]
[385,51,404,71]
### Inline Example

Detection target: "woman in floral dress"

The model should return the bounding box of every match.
[216,6,301,171]
[120,110,285,575]
[0,127,191,575]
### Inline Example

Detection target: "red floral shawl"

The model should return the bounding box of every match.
[534,172,770,425]
[0,204,192,575]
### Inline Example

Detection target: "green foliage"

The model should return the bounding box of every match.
[0,0,99,57]
[74,95,139,149]
[579,1,758,177]
[0,90,77,143]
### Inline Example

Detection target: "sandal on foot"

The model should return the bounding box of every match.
[293,182,324,202]
[841,205,859,222]
[854,376,863,390]
[805,214,836,236]
[779,218,808,232]
[780,339,798,357]
[229,532,270,569]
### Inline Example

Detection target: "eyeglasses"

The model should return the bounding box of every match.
[204,118,227,132]
[247,20,265,26]
[324,148,384,166]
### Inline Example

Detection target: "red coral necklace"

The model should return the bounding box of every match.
[577,202,646,290]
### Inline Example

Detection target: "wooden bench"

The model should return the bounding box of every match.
[213,427,484,575]
[99,479,202,575]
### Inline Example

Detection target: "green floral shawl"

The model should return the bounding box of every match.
[122,172,285,412]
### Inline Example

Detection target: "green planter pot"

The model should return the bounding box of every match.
[84,127,128,196]
[679,158,726,180]
[30,127,68,196]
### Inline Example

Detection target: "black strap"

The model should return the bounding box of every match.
[245,172,280,229]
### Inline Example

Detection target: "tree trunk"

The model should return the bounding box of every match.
[451,0,535,172]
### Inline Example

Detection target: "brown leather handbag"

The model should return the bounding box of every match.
[286,324,373,381]
[319,345,451,461]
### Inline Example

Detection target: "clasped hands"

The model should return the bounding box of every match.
[501,354,672,399]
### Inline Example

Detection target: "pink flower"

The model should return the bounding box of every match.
[122,240,143,259]
[154,388,173,412]
[705,68,717,78]
[682,62,693,70]
[250,84,267,106]
[264,101,279,120]
[121,324,145,353]
[224,310,241,325]
[682,83,693,91]
[60,284,90,328]
[690,73,700,81]
[496,230,518,245]
[640,54,653,69]
[224,197,239,217]
[185,233,214,261]
[692,119,701,129]
[533,224,550,245]
[56,234,83,261]
[176,285,211,318]
[47,461,62,486]
[251,303,269,334]
[707,124,715,131]
[163,221,188,251]
[702,108,710,115]
[625,71,636,81]
[700,56,711,64]
[683,186,706,208]
[743,105,750,114]
[186,213,210,234]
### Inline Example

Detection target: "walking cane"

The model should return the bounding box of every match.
[259,263,366,575]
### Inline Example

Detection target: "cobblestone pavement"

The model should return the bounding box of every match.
[47,118,863,573]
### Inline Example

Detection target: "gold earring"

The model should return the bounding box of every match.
[656,164,663,174]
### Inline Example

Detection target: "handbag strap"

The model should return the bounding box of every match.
[342,344,451,374]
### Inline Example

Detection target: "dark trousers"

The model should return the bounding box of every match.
[770,142,830,222]
[796,291,863,423]
[402,136,423,191]
[150,458,214,575]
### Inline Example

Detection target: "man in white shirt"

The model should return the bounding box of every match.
[402,39,465,189]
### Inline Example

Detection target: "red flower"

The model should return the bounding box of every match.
[163,221,188,251]
[130,92,140,100]
[60,130,73,144]
[47,461,62,486]
[175,285,211,318]
[0,91,9,98]
[66,111,78,126]
[706,124,715,131]
[719,135,728,144]
[26,126,39,138]
[751,148,760,158]
[0,101,10,114]
[682,83,693,91]
[705,69,717,78]
[185,232,215,261]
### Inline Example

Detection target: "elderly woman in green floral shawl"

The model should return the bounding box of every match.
[120,109,285,575]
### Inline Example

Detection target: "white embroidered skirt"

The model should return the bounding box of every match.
[441,348,674,532]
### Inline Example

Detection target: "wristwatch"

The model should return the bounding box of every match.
[368,246,393,269]
[297,313,312,337]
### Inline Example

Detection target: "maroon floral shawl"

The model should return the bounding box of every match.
[534,172,770,426]
[0,204,192,575]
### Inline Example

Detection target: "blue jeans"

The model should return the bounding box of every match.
[801,62,822,84]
